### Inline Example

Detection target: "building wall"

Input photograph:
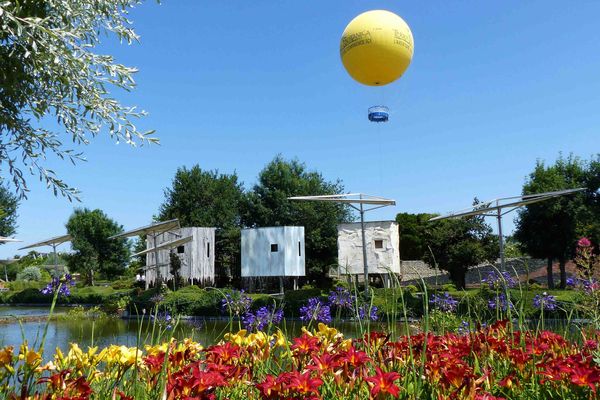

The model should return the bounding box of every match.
[337,221,400,275]
[241,226,305,277]
[145,227,215,285]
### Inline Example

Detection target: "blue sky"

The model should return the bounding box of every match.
[2,0,599,258]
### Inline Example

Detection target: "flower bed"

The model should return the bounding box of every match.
[1,321,599,399]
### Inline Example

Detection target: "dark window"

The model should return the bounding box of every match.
[271,243,278,252]
[374,240,384,249]
[207,242,210,258]
[177,245,185,254]
[298,241,302,257]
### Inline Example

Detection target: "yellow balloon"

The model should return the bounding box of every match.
[340,10,414,86]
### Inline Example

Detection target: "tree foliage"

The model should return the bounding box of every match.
[423,210,498,289]
[395,212,436,260]
[242,156,353,282]
[0,0,156,199]
[514,154,600,288]
[65,208,129,285]
[0,185,19,237]
[158,165,245,284]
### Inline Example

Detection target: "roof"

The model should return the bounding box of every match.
[109,219,180,239]
[133,235,193,257]
[19,234,71,250]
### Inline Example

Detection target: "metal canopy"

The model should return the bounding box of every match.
[109,219,180,239]
[289,193,395,207]
[19,234,71,250]
[19,234,72,277]
[112,219,181,289]
[429,188,586,271]
[289,193,396,294]
[0,237,21,243]
[133,235,193,257]
[430,188,586,221]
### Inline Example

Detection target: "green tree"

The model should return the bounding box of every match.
[158,166,245,284]
[0,185,19,237]
[395,213,436,260]
[423,209,498,289]
[0,1,156,199]
[66,208,129,285]
[514,154,600,288]
[242,156,353,282]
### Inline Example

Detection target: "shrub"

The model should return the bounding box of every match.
[16,266,42,281]
[282,288,323,318]
[161,286,225,316]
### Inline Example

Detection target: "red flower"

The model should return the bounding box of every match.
[284,371,323,396]
[291,333,320,356]
[340,345,371,369]
[256,374,280,399]
[365,367,401,398]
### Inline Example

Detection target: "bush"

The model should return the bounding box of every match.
[16,266,42,281]
[161,286,225,316]
[282,288,323,318]
[111,277,135,290]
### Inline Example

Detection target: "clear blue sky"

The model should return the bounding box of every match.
[2,0,599,258]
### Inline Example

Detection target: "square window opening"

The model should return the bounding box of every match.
[177,245,185,254]
[270,243,279,252]
[374,239,384,249]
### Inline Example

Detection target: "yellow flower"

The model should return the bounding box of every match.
[18,342,42,368]
[0,346,13,367]
[224,329,248,346]
[272,329,288,347]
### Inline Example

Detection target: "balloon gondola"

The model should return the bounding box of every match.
[367,106,389,122]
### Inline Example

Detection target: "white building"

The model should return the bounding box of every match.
[145,227,215,286]
[337,221,400,280]
[241,226,305,278]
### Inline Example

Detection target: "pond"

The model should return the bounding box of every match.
[0,306,397,360]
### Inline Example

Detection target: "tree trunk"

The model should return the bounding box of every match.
[546,258,554,289]
[88,269,94,286]
[450,269,466,290]
[559,258,567,289]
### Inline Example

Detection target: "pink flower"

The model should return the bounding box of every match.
[578,237,592,247]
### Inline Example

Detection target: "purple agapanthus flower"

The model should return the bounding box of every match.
[40,274,76,297]
[328,287,354,310]
[429,292,458,313]
[457,320,471,335]
[488,293,513,311]
[243,305,284,332]
[533,292,558,311]
[357,305,379,321]
[482,271,517,289]
[151,311,173,329]
[221,290,252,316]
[299,297,331,324]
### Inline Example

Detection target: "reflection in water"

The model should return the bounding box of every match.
[0,314,395,360]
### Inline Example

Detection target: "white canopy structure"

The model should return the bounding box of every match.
[133,235,193,257]
[289,193,396,293]
[429,188,586,271]
[110,219,181,288]
[0,237,22,243]
[20,234,71,275]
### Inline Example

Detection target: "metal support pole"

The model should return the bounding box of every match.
[360,201,369,295]
[53,244,58,276]
[153,233,161,292]
[497,202,505,272]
